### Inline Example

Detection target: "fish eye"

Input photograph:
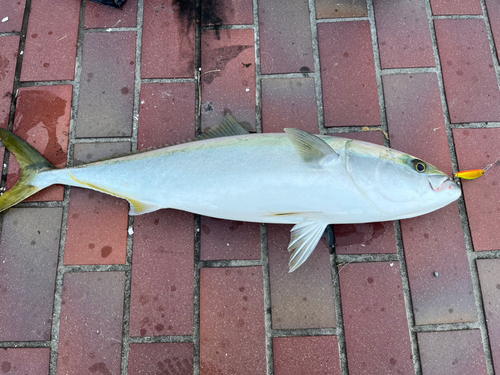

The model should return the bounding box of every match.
[412,159,427,173]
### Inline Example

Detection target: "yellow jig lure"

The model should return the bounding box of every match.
[454,169,485,179]
[454,155,500,180]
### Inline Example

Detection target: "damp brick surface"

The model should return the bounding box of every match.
[0,0,499,374]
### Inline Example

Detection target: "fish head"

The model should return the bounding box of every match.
[344,140,461,218]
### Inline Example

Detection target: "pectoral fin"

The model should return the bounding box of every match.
[284,128,338,166]
[288,220,328,272]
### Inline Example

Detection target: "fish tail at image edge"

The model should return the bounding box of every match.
[0,128,55,212]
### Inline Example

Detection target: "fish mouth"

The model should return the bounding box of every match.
[428,175,455,192]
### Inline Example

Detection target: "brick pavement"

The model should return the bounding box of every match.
[0,0,500,374]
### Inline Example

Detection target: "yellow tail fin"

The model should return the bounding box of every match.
[0,128,55,212]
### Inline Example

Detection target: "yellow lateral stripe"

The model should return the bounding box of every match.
[69,173,120,197]
[69,173,154,214]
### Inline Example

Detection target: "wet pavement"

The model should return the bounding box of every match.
[0,0,500,374]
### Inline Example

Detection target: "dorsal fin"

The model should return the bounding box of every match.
[193,114,249,141]
[284,128,339,165]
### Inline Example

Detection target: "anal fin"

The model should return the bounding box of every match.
[288,220,328,272]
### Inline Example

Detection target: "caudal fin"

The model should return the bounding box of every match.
[0,128,55,212]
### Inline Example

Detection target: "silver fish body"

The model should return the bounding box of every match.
[0,116,461,271]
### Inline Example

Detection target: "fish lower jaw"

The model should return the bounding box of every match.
[428,176,455,192]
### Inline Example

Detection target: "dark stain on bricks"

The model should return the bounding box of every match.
[172,0,196,32]
[89,243,95,249]
[367,277,374,284]
[88,362,112,375]
[121,87,129,95]
[201,223,211,234]
[101,246,113,258]
[171,285,177,292]
[2,361,12,373]
[300,66,311,73]
[201,102,214,114]
[43,62,50,68]
[154,323,164,331]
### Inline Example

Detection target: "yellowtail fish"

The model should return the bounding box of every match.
[0,115,461,272]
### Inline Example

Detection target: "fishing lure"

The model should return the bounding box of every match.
[454,155,500,180]
[454,169,485,180]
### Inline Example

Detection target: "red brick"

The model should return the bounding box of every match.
[335,221,396,255]
[200,217,261,260]
[7,85,71,202]
[199,267,266,374]
[487,0,500,61]
[477,259,500,373]
[401,205,476,324]
[384,73,476,324]
[0,0,26,33]
[20,0,80,81]
[332,132,397,255]
[418,330,487,374]
[138,82,196,151]
[64,189,129,265]
[430,0,482,15]
[273,336,341,375]
[259,0,314,74]
[318,21,380,127]
[76,32,136,138]
[435,19,500,123]
[383,73,450,173]
[201,29,255,132]
[128,343,194,374]
[315,0,367,18]
[85,0,138,29]
[0,36,19,128]
[57,272,125,375]
[339,262,414,374]
[374,0,435,69]
[0,208,62,341]
[0,348,50,375]
[261,78,318,133]
[267,224,336,329]
[453,128,500,251]
[129,210,194,336]
[141,0,195,79]
[63,142,131,266]
[202,0,253,26]
[72,141,131,166]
